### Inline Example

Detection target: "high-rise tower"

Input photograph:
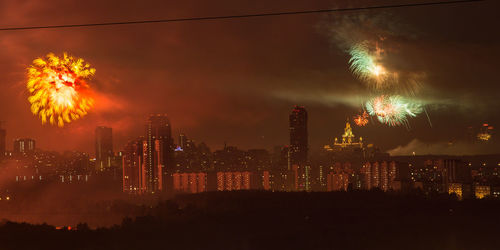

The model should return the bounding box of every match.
[0,127,5,158]
[289,106,309,191]
[95,126,113,172]
[122,137,145,194]
[145,114,173,192]
[289,105,308,167]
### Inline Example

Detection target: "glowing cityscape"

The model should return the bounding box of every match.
[0,0,498,249]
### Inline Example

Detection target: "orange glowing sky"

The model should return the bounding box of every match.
[0,0,499,155]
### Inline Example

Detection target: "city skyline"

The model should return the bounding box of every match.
[0,107,497,157]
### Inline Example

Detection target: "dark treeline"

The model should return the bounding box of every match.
[1,191,500,249]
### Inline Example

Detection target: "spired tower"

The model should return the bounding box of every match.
[341,120,356,144]
[324,119,364,152]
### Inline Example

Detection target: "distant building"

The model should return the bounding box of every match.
[246,149,271,172]
[174,137,212,172]
[442,159,471,191]
[491,186,500,198]
[179,133,187,150]
[0,128,5,157]
[288,106,310,191]
[95,126,113,172]
[272,169,293,192]
[271,145,289,169]
[13,138,35,155]
[326,162,353,191]
[327,172,350,191]
[325,120,363,151]
[289,106,308,167]
[216,171,252,191]
[475,185,491,199]
[166,171,270,193]
[144,114,173,193]
[213,146,246,172]
[361,161,400,191]
[448,183,464,200]
[122,138,145,194]
[262,170,272,190]
[172,172,207,193]
[323,119,385,161]
[292,164,311,191]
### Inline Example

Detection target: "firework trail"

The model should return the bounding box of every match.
[365,95,422,127]
[423,107,433,128]
[27,53,95,127]
[353,111,369,126]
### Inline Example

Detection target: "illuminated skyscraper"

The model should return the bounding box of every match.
[289,106,309,191]
[145,114,174,192]
[122,138,145,194]
[95,126,113,172]
[13,138,35,155]
[289,106,308,167]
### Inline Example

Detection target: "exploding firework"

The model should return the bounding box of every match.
[348,42,390,88]
[365,95,422,127]
[353,111,369,126]
[27,53,95,127]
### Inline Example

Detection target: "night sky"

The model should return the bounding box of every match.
[0,0,498,155]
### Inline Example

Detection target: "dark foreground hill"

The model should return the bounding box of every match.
[1,191,500,250]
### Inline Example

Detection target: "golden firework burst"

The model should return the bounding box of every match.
[27,53,95,127]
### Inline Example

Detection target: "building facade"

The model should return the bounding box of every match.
[145,114,174,193]
[13,138,35,155]
[95,126,113,172]
[289,106,308,168]
[0,128,5,157]
[122,138,145,194]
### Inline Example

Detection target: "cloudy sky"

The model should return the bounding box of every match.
[0,0,498,155]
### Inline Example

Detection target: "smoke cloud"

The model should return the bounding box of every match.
[388,139,499,156]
